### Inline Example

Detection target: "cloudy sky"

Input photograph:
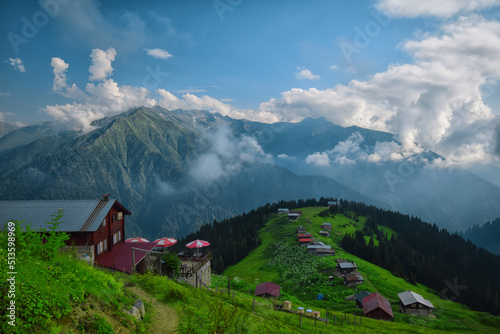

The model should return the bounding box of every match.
[1,0,500,169]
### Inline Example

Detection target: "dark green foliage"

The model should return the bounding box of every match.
[162,251,181,276]
[461,218,500,255]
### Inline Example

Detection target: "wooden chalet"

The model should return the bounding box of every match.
[0,195,154,273]
[299,238,312,246]
[344,273,364,287]
[318,230,330,237]
[321,222,332,231]
[307,244,331,253]
[277,208,289,215]
[327,201,338,207]
[288,211,302,221]
[297,233,312,239]
[296,225,307,232]
[316,248,335,256]
[363,293,394,321]
[398,290,435,316]
[354,290,372,309]
[255,282,280,298]
[336,261,357,276]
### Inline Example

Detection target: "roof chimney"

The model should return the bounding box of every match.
[102,194,110,201]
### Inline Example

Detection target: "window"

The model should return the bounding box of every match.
[101,218,106,228]
[118,212,123,220]
[113,231,122,245]
[112,213,117,222]
[97,239,108,255]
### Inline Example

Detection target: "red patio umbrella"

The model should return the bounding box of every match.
[153,237,178,248]
[186,239,210,254]
[125,237,150,243]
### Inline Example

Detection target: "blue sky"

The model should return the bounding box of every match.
[1,0,500,170]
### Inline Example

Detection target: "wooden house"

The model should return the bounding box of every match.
[277,208,289,215]
[318,230,330,237]
[344,274,364,287]
[321,222,332,231]
[307,244,331,254]
[354,290,372,309]
[255,282,280,298]
[296,225,307,232]
[363,293,394,321]
[297,233,312,239]
[299,238,312,246]
[316,249,335,256]
[0,195,154,273]
[327,201,338,207]
[288,211,302,221]
[398,290,434,316]
[336,261,357,276]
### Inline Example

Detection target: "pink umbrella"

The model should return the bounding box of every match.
[154,237,178,248]
[125,237,150,243]
[186,239,210,254]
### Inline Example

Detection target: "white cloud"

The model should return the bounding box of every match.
[330,65,339,70]
[89,48,116,81]
[156,89,281,123]
[376,0,500,18]
[7,57,26,72]
[295,68,320,80]
[259,16,500,165]
[50,57,87,100]
[0,92,11,97]
[51,57,69,91]
[305,152,331,166]
[45,49,153,132]
[145,48,173,59]
[189,125,271,184]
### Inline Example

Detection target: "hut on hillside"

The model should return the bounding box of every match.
[398,290,434,316]
[363,293,394,321]
[255,282,280,298]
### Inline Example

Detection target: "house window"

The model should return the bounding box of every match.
[112,213,117,222]
[101,218,106,228]
[113,231,122,245]
[97,239,108,255]
[118,212,123,220]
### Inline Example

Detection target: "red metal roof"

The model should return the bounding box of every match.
[299,238,312,242]
[297,233,312,238]
[362,293,394,318]
[255,282,280,297]
[96,242,157,273]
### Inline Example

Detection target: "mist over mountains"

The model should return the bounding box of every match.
[1,106,499,238]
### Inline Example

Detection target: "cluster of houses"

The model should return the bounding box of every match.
[296,225,336,256]
[347,289,435,321]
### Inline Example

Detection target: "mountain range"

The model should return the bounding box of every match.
[1,106,500,238]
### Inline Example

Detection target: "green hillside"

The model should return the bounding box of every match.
[222,206,500,333]
[2,206,500,333]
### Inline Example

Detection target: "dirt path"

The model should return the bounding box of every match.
[126,285,179,334]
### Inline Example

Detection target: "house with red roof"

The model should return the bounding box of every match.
[362,293,394,321]
[0,195,154,273]
[255,282,280,298]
